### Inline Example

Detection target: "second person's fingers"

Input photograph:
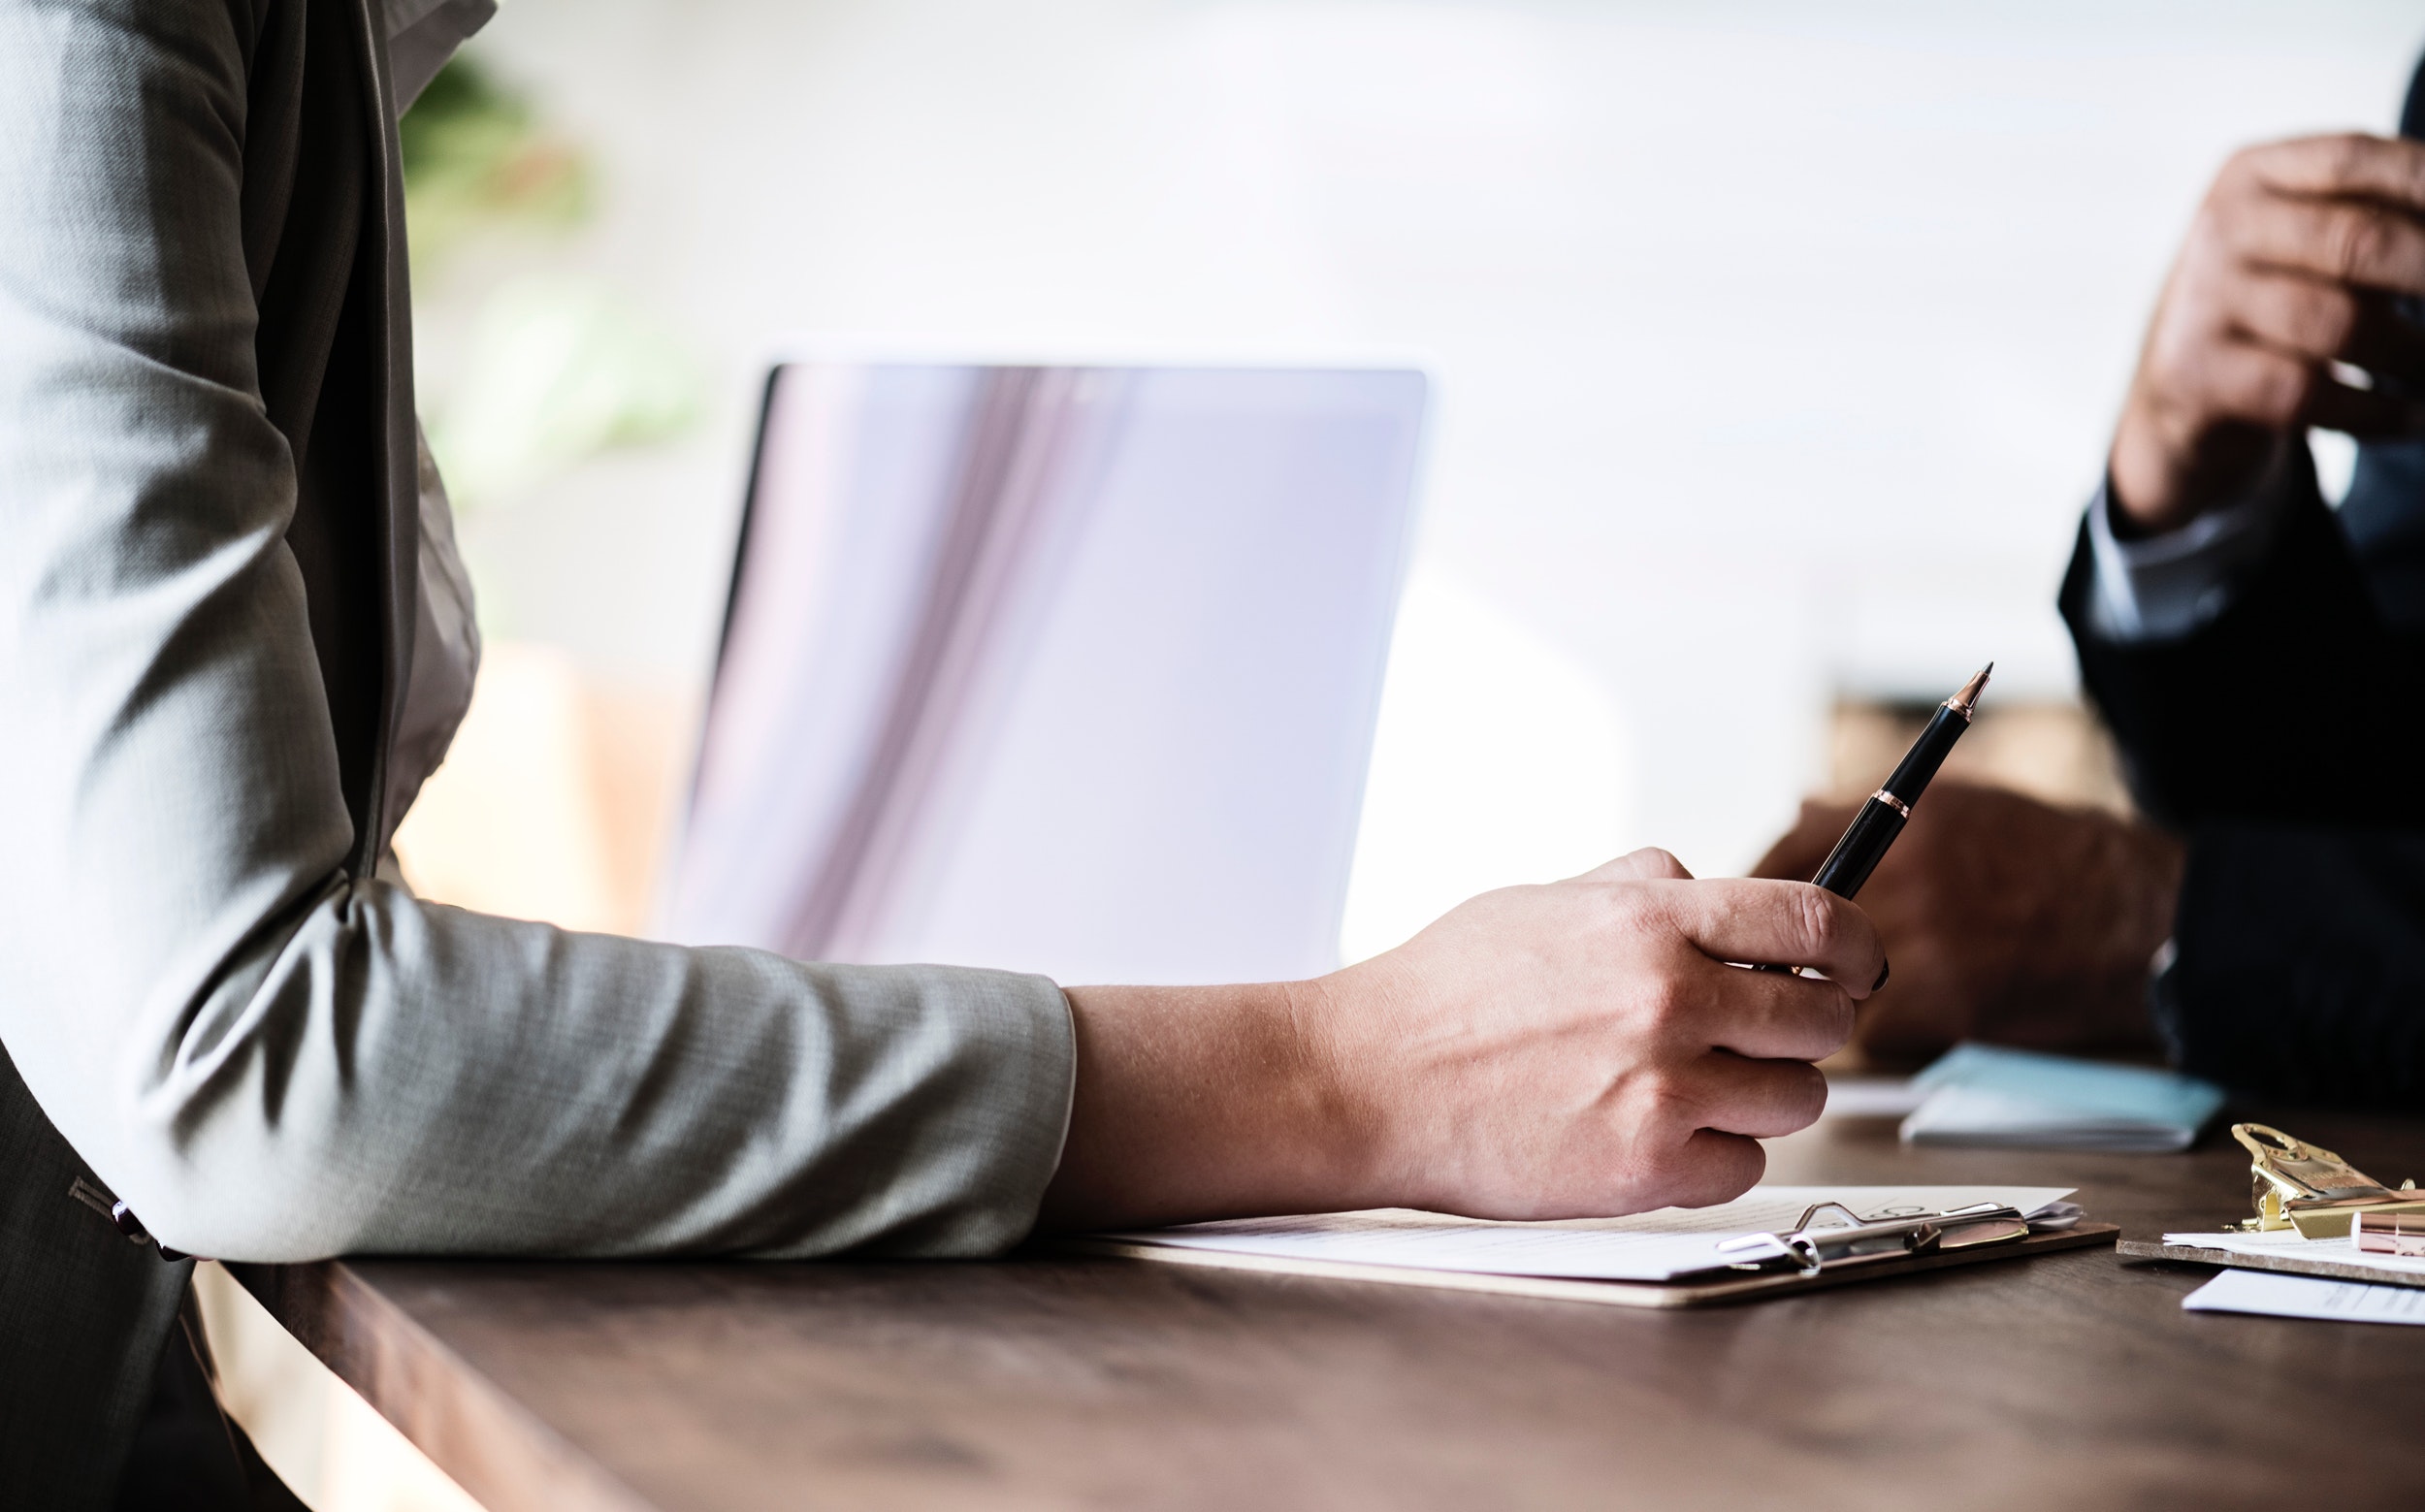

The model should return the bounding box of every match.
[2230,194,2425,295]
[2227,270,2359,363]
[2239,133,2425,212]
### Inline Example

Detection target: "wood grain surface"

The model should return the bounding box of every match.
[234,1107,2425,1512]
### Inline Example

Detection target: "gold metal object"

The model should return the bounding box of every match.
[2353,1211,2425,1257]
[2232,1123,2425,1238]
[1870,788,1912,819]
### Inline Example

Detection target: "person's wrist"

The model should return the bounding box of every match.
[2110,396,2288,539]
[1040,977,1378,1230]
[1277,967,1391,1209]
[2107,399,2201,537]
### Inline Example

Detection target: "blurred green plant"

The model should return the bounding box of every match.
[404,56,704,520]
[402,56,590,269]
[434,273,705,511]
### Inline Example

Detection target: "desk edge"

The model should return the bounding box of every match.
[228,1262,659,1512]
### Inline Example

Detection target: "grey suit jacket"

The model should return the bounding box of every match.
[0,3,1076,1503]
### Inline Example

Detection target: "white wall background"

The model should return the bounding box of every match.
[438,0,2423,953]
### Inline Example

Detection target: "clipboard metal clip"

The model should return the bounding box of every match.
[1716,1201,2031,1279]
[2232,1122,2425,1239]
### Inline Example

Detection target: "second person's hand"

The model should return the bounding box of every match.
[2111,133,2425,533]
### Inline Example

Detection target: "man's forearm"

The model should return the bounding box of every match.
[1038,981,1369,1231]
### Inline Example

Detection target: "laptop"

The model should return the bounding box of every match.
[660,359,1427,985]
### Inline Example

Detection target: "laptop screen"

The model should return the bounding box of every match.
[661,361,1426,985]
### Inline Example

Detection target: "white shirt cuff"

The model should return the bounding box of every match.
[2083,444,2300,643]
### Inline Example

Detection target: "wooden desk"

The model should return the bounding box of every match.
[235,1110,2425,1512]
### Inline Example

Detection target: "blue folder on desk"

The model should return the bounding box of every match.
[1898,1043,2225,1154]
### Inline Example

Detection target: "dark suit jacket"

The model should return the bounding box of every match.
[2060,57,2425,1108]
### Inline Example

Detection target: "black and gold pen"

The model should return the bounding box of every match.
[1755,662,1991,974]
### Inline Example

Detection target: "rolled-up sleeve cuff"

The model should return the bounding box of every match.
[2081,445,2300,644]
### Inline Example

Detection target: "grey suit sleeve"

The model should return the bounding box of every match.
[0,0,1075,1262]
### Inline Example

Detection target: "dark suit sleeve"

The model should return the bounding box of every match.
[2064,452,2425,1107]
[2058,442,2425,830]
[2058,356,2425,1105]
[2155,825,2425,1107]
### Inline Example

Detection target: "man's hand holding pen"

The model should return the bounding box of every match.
[1316,847,1885,1220]
[1041,849,1883,1231]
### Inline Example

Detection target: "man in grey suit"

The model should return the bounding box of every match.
[0,2,1884,1505]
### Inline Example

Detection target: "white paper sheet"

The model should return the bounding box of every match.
[1107,1185,2077,1283]
[2162,1229,2425,1280]
[2183,1268,2425,1325]
[1821,1077,1927,1119]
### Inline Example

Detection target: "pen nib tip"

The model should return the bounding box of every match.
[1949,662,1993,718]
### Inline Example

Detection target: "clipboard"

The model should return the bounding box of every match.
[2116,1237,2425,1291]
[2111,1123,2425,1289]
[1064,1223,2118,1309]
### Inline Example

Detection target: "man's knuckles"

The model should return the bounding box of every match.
[1579,880,1689,959]
[1625,969,1703,1044]
[1784,884,1847,965]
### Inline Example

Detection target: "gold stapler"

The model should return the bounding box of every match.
[2233,1123,2425,1238]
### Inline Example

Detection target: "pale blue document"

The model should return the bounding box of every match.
[1898,1043,2225,1153]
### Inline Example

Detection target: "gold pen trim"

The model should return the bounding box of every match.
[1945,662,1993,723]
